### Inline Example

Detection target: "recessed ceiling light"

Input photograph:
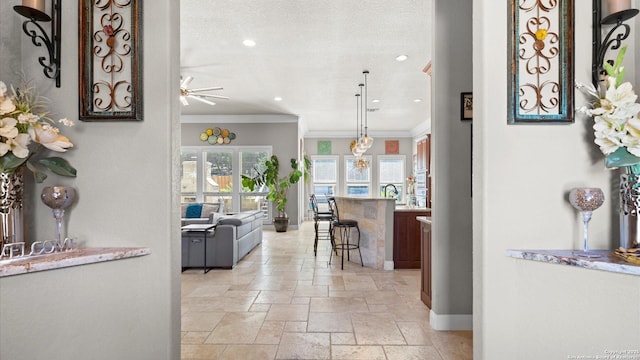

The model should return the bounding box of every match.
[243,39,256,47]
[274,97,283,101]
[395,55,409,62]
[371,99,380,103]
[413,98,422,103]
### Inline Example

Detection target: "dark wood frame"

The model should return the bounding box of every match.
[460,92,473,121]
[79,0,143,121]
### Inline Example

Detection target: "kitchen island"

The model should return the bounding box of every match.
[333,196,430,270]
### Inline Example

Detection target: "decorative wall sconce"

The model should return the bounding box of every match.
[14,0,61,88]
[592,0,638,87]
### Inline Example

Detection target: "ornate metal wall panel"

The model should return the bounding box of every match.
[509,0,574,124]
[79,0,143,121]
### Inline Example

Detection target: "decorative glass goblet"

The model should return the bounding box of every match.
[41,186,76,248]
[569,187,605,258]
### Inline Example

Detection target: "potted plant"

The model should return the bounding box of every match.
[242,155,309,232]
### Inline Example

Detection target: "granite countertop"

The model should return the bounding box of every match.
[506,249,640,276]
[0,247,151,277]
[395,206,431,212]
[416,216,432,224]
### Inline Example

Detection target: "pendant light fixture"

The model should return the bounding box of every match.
[360,70,374,150]
[351,92,364,156]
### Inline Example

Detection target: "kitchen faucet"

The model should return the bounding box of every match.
[383,184,398,198]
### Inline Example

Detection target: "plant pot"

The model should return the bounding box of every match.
[273,217,289,232]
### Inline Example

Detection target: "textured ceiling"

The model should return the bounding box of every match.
[180,0,432,136]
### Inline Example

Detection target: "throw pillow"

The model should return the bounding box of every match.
[185,203,203,218]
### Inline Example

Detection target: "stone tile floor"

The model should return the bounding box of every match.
[181,221,472,359]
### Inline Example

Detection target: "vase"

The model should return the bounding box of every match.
[0,170,24,252]
[619,172,640,249]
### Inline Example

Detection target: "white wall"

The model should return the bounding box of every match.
[0,1,180,359]
[430,0,473,330]
[473,1,640,359]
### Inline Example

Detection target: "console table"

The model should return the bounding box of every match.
[181,223,216,273]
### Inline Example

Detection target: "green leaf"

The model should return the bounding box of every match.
[0,153,28,173]
[26,160,47,183]
[605,147,640,168]
[38,157,77,177]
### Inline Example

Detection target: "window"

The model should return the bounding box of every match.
[180,147,271,218]
[240,150,270,217]
[378,155,406,203]
[311,156,338,205]
[345,155,372,197]
[203,150,233,211]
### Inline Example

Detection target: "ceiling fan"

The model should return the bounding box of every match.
[179,76,229,106]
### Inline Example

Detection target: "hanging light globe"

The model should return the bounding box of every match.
[361,134,374,149]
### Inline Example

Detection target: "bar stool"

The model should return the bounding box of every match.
[327,197,363,269]
[310,194,334,256]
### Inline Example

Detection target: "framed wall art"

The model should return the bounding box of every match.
[79,0,143,121]
[461,92,473,120]
[385,140,399,154]
[317,141,331,155]
[508,0,574,124]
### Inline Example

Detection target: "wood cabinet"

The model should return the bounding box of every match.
[393,209,431,269]
[416,138,427,171]
[420,219,432,308]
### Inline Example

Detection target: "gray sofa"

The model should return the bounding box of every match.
[182,210,264,269]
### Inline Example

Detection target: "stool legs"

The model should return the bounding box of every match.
[329,224,363,270]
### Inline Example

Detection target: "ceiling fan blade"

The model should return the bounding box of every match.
[180,76,194,88]
[180,96,190,106]
[189,95,217,106]
[189,86,224,92]
[192,93,230,100]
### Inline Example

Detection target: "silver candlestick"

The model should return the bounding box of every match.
[41,186,76,249]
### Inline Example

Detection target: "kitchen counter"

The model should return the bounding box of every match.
[333,197,395,270]
[395,206,431,212]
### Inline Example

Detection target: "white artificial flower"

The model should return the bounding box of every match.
[58,118,74,127]
[593,117,624,155]
[0,117,18,139]
[28,123,73,152]
[7,133,31,158]
[17,112,39,124]
[0,140,10,157]
[0,83,15,116]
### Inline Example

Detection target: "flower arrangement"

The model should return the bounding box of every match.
[577,46,640,173]
[407,175,416,186]
[406,175,416,194]
[0,80,76,182]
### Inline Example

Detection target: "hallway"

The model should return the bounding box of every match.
[181,221,472,359]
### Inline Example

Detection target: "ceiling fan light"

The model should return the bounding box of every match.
[180,76,194,88]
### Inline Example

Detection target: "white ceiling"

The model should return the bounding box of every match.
[180,0,432,137]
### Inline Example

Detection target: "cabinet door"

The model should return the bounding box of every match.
[393,211,429,269]
[420,222,432,308]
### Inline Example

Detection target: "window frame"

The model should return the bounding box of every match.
[344,155,373,198]
[377,154,406,203]
[180,146,272,217]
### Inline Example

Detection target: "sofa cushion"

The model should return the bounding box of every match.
[201,203,222,218]
[185,203,203,218]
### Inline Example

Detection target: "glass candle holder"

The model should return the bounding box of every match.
[569,187,605,258]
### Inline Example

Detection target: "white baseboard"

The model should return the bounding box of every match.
[429,310,472,331]
[383,261,394,270]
